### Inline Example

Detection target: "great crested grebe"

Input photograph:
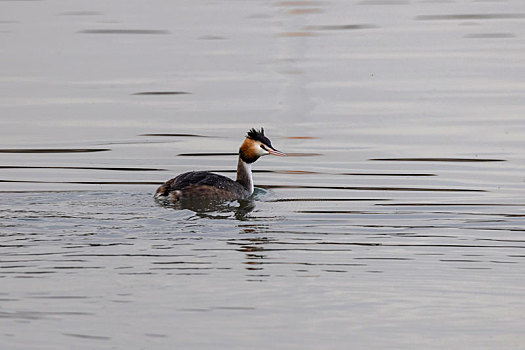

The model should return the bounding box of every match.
[155,128,285,201]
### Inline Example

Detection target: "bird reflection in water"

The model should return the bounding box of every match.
[157,197,256,220]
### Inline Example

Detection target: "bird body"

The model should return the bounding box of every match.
[155,128,284,202]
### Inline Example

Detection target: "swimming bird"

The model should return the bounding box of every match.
[155,128,285,201]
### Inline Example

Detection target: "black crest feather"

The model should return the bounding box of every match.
[246,128,272,147]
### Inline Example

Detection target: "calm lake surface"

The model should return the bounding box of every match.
[1,0,525,349]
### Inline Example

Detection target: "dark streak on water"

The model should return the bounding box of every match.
[370,158,506,162]
[132,91,191,95]
[0,148,110,153]
[0,311,94,320]
[415,13,525,20]
[178,152,237,157]
[339,172,436,176]
[0,180,161,185]
[59,11,102,16]
[262,184,485,192]
[0,166,165,171]
[358,0,408,5]
[377,203,525,207]
[272,198,390,202]
[199,35,227,40]
[305,24,377,30]
[140,133,208,137]
[63,333,111,341]
[466,33,515,39]
[79,29,170,35]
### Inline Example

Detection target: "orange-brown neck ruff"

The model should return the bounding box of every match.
[239,138,260,164]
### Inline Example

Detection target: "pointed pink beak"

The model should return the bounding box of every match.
[267,146,286,156]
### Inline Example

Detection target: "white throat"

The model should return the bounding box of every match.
[236,158,254,195]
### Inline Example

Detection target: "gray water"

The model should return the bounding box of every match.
[1,0,525,349]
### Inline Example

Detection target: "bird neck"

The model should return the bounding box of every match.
[236,156,254,195]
